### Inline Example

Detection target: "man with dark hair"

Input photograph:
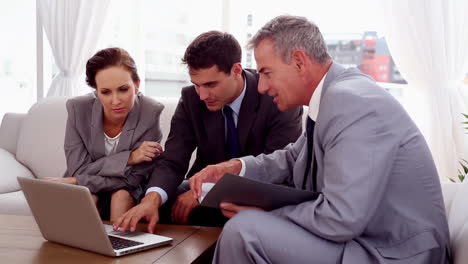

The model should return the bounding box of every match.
[114,31,303,230]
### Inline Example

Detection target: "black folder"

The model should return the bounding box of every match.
[200,173,319,211]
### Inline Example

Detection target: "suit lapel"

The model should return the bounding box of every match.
[237,70,258,155]
[293,136,309,188]
[116,95,140,152]
[90,96,106,160]
[321,63,346,101]
[300,62,347,191]
[202,106,226,160]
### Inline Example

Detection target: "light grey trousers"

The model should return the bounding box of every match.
[213,210,345,264]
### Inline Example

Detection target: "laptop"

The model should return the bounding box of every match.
[17,177,173,257]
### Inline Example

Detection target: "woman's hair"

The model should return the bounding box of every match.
[85,47,140,88]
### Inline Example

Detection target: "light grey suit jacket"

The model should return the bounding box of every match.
[63,92,163,199]
[242,63,450,263]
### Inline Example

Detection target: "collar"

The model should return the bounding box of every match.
[308,72,327,122]
[225,78,247,116]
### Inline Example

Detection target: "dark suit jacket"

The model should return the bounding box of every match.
[63,92,164,199]
[147,69,303,200]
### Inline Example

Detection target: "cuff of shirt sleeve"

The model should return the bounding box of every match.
[238,158,246,177]
[198,183,215,203]
[146,187,168,205]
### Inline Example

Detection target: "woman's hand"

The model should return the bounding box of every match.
[43,177,77,185]
[128,141,163,166]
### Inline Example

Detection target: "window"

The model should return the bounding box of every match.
[98,0,223,98]
[2,1,464,122]
[0,1,36,119]
[246,53,253,68]
[94,0,409,99]
[34,0,422,103]
[143,0,223,97]
[230,1,406,84]
[247,14,253,26]
[226,0,407,100]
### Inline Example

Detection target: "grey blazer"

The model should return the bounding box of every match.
[242,63,450,263]
[63,92,164,200]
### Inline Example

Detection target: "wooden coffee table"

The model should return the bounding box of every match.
[0,215,222,264]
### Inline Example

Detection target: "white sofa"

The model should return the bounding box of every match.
[1,96,467,263]
[0,96,179,216]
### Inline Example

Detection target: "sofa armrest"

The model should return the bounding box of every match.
[0,149,34,194]
[0,113,25,155]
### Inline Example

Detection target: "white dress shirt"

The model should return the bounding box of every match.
[238,72,327,176]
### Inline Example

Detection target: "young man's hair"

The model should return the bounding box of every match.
[182,31,242,74]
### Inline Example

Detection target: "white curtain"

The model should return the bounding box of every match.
[38,0,111,96]
[380,0,468,181]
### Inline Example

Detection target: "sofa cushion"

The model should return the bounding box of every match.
[0,113,26,155]
[0,148,34,194]
[16,97,69,179]
[153,96,198,169]
[154,96,178,146]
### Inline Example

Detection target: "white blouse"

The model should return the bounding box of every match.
[104,132,122,156]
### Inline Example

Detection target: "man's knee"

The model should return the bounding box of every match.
[217,210,272,261]
[223,210,266,237]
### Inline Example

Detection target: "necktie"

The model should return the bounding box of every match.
[303,117,317,190]
[224,106,240,160]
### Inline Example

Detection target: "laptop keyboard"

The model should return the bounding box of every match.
[109,235,143,250]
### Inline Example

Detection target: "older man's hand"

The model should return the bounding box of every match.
[189,159,242,199]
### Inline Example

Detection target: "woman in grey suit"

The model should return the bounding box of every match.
[46,48,164,221]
